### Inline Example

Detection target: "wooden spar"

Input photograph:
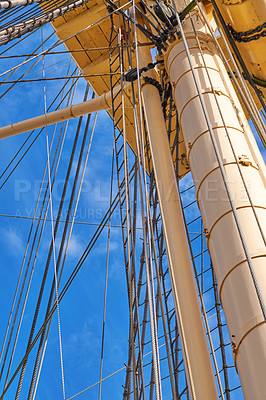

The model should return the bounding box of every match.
[0,84,128,139]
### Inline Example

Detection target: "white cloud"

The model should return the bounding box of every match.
[2,227,25,254]
[67,233,84,258]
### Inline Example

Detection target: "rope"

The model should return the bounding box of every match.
[28,88,94,400]
[3,97,71,394]
[0,72,122,84]
[29,111,97,400]
[131,9,163,400]
[0,0,91,45]
[38,26,65,400]
[0,162,136,399]
[98,130,115,400]
[14,83,90,400]
[0,69,80,189]
[0,1,132,79]
[0,69,76,389]
[67,340,170,400]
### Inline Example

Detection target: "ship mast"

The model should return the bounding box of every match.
[163,2,266,397]
[0,0,265,398]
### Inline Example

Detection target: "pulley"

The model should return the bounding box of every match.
[153,0,176,28]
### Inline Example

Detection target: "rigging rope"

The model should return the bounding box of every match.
[98,130,115,400]
[13,83,90,400]
[67,340,171,400]
[0,43,152,59]
[0,79,74,389]
[41,24,66,400]
[1,65,78,392]
[0,0,90,45]
[0,30,56,99]
[0,1,132,79]
[0,69,80,189]
[0,162,137,399]
[130,9,163,400]
[26,88,94,400]
[32,111,98,400]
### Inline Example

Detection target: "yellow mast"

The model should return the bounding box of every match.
[214,0,266,97]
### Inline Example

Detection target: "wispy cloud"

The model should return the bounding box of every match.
[67,233,84,258]
[1,227,25,254]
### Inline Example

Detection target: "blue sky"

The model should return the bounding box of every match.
[2,10,266,399]
[0,20,180,400]
[0,23,133,400]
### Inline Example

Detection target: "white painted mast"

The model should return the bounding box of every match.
[164,2,266,398]
[138,33,219,398]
